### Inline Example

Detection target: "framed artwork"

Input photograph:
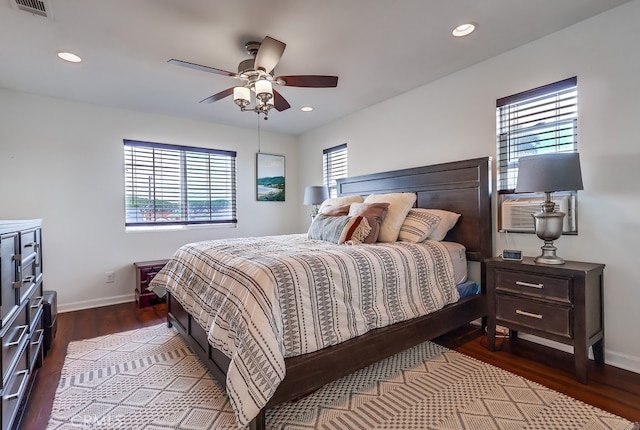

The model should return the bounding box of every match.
[256,153,285,201]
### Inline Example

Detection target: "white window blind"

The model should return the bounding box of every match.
[124,140,237,226]
[323,143,347,198]
[496,77,578,191]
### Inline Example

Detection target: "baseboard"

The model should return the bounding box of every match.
[605,349,640,375]
[58,293,135,313]
[470,320,640,375]
[516,333,640,375]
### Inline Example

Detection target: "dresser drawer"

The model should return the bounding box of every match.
[16,257,42,305]
[28,289,44,329]
[495,269,571,304]
[496,294,572,339]
[1,232,19,326]
[19,228,40,262]
[29,308,44,370]
[1,343,29,430]
[1,304,29,388]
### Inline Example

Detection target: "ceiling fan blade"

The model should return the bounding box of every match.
[200,88,234,104]
[254,36,286,73]
[168,59,236,77]
[273,90,291,112]
[277,75,338,88]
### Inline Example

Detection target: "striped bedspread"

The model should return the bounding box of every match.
[149,234,459,427]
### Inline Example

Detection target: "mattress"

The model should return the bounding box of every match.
[440,241,468,284]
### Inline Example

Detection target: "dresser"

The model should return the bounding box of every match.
[1,219,45,429]
[485,257,605,383]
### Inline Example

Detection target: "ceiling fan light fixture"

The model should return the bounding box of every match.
[233,87,251,108]
[255,79,273,102]
[452,23,476,37]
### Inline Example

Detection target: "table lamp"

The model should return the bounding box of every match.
[303,186,329,218]
[515,152,583,264]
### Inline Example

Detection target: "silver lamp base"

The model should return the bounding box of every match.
[535,240,565,264]
[532,198,566,265]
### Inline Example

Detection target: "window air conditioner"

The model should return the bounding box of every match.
[501,195,573,233]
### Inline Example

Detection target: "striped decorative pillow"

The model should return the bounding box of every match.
[398,209,442,242]
[308,215,372,244]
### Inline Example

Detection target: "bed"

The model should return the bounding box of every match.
[151,156,492,430]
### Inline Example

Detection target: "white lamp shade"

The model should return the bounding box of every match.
[303,186,329,205]
[233,86,250,102]
[515,152,584,193]
[254,79,273,97]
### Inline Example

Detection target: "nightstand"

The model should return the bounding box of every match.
[134,259,169,308]
[485,257,605,383]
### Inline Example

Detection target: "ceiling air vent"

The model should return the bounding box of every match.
[10,0,52,18]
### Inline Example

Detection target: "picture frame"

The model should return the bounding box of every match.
[256,153,285,201]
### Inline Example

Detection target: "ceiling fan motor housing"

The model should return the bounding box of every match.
[238,58,256,74]
[244,41,261,57]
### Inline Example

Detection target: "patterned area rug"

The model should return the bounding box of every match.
[48,324,639,430]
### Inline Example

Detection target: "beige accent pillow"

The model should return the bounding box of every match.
[398,209,442,243]
[422,209,461,241]
[363,192,417,242]
[318,195,364,214]
[319,204,351,216]
[348,202,390,243]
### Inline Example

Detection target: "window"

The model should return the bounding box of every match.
[124,140,237,227]
[323,143,347,198]
[496,77,578,191]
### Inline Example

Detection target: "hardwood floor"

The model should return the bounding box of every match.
[21,303,640,429]
[20,302,168,430]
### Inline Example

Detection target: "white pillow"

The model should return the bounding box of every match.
[318,195,364,214]
[422,209,461,241]
[398,208,442,243]
[364,192,416,242]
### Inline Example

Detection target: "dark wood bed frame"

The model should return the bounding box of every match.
[166,156,493,429]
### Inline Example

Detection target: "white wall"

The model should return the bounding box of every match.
[298,1,640,373]
[0,89,300,311]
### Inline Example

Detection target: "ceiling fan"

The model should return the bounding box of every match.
[168,36,338,118]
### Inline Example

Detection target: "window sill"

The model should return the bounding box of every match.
[125,223,236,233]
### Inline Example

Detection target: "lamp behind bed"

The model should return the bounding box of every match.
[303,185,329,219]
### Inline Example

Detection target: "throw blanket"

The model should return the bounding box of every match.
[149,234,459,428]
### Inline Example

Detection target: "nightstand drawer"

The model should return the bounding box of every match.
[496,295,572,339]
[495,269,571,303]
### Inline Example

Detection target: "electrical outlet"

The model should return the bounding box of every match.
[105,271,115,283]
[496,325,510,335]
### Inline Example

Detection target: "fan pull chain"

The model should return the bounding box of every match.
[257,112,261,153]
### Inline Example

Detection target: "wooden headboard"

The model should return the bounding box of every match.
[337,157,492,262]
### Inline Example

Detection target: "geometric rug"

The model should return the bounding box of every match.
[48,324,640,430]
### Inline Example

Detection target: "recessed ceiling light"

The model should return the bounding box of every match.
[452,23,476,37]
[57,51,82,63]
[301,106,313,112]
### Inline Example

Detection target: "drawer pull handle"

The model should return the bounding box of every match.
[24,242,36,248]
[6,325,29,347]
[3,370,29,401]
[515,281,543,289]
[22,275,35,284]
[515,309,543,319]
[31,296,44,309]
[31,328,45,345]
